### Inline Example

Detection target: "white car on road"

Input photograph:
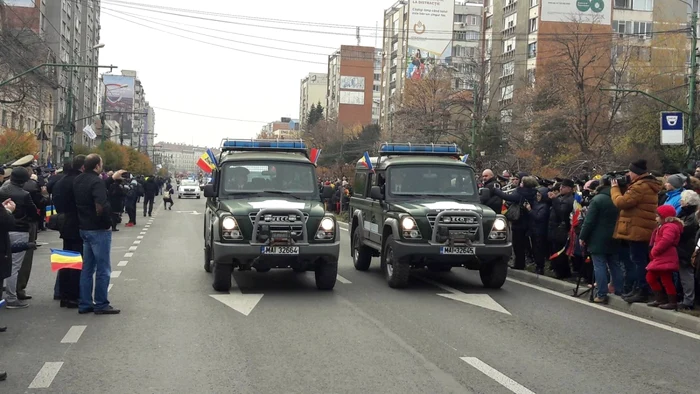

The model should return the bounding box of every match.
[178,180,201,199]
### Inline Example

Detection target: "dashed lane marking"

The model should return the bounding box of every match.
[461,357,536,394]
[340,227,348,232]
[124,253,133,258]
[28,362,63,389]
[108,284,113,292]
[110,271,121,278]
[336,275,352,284]
[137,235,144,239]
[60,325,87,344]
[117,261,128,267]
[139,232,146,235]
[128,246,138,251]
[133,240,141,244]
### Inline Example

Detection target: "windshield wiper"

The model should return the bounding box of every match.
[261,190,304,200]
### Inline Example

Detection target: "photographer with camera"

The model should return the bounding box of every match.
[610,159,663,304]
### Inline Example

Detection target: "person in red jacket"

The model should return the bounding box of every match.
[646,204,683,310]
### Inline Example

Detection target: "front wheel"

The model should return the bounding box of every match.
[315,261,338,290]
[381,235,410,288]
[352,227,372,271]
[479,257,508,289]
[203,244,212,273]
[212,262,233,292]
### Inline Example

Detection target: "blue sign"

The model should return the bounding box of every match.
[660,111,684,145]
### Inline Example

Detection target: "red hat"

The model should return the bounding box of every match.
[657,205,676,219]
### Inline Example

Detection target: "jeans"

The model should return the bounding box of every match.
[591,254,624,298]
[143,196,154,216]
[629,241,650,293]
[4,232,29,302]
[79,230,112,311]
[618,244,634,293]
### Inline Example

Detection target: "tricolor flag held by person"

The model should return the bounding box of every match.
[196,149,217,174]
[459,154,469,163]
[565,193,584,257]
[45,205,56,223]
[360,151,374,173]
[50,249,83,272]
[310,148,321,165]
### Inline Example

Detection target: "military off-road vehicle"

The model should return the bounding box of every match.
[203,139,340,291]
[349,143,512,289]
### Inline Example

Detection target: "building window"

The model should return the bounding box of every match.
[633,46,652,61]
[614,0,632,9]
[486,16,493,28]
[502,61,515,76]
[501,85,514,100]
[467,15,480,26]
[503,37,516,53]
[530,0,539,7]
[455,31,466,41]
[633,0,653,11]
[529,17,538,32]
[527,42,537,58]
[527,69,536,86]
[633,21,652,38]
[613,20,652,38]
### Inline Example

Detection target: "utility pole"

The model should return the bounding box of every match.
[470,84,478,160]
[63,0,78,159]
[688,8,698,169]
[101,78,108,144]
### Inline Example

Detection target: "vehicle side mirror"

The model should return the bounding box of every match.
[322,187,334,199]
[203,184,216,198]
[479,187,490,198]
[370,185,383,200]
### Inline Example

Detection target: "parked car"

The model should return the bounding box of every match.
[178,179,201,199]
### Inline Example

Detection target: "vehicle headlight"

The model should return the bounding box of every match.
[493,218,506,231]
[401,216,416,230]
[222,217,237,230]
[320,217,335,231]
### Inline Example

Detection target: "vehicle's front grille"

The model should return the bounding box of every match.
[249,212,308,235]
[428,212,482,242]
[427,214,478,228]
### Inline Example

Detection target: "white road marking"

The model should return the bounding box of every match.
[139,232,146,235]
[336,275,352,284]
[28,362,64,389]
[507,278,700,341]
[129,246,138,251]
[209,277,263,316]
[340,227,348,232]
[60,325,87,343]
[461,357,535,394]
[108,284,113,292]
[124,253,133,258]
[118,261,128,267]
[417,276,511,315]
[133,240,141,244]
[110,271,121,278]
[137,235,144,239]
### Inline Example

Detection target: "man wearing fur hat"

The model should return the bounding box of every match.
[611,159,663,304]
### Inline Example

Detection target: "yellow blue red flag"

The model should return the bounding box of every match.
[50,249,83,272]
[196,149,217,173]
[360,151,374,172]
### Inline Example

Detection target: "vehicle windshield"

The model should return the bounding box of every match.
[387,165,476,198]
[181,180,198,186]
[221,161,318,198]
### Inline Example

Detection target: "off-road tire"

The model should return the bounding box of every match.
[381,235,410,288]
[352,227,372,271]
[204,244,212,273]
[212,262,233,292]
[479,257,508,289]
[315,261,338,290]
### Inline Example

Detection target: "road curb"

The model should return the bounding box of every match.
[507,269,700,334]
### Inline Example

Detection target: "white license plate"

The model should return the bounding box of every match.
[261,246,299,255]
[440,246,475,255]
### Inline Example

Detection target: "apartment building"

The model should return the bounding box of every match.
[157,142,220,173]
[373,48,382,124]
[299,72,328,130]
[326,45,375,128]
[260,117,301,139]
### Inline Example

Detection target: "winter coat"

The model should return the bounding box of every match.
[480,177,503,214]
[548,193,575,244]
[493,186,537,230]
[529,187,551,237]
[647,217,683,272]
[0,204,15,280]
[53,170,82,240]
[124,185,138,209]
[677,205,698,266]
[144,179,158,198]
[578,187,620,255]
[611,175,663,242]
[0,181,39,232]
[664,188,683,215]
[108,181,126,213]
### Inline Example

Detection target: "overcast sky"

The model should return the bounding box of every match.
[98,0,389,148]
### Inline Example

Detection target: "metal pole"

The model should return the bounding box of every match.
[688,8,698,169]
[101,80,107,144]
[470,85,478,159]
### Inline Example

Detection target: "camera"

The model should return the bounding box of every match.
[603,170,629,187]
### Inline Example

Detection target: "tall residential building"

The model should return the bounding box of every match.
[372,48,382,124]
[299,72,328,131]
[157,142,220,174]
[1,0,59,165]
[326,45,375,128]
[260,117,301,139]
[379,0,484,134]
[45,0,102,157]
[484,0,689,123]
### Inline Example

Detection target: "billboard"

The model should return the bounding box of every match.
[541,0,611,25]
[339,91,364,105]
[340,76,365,90]
[406,0,454,80]
[4,0,35,6]
[102,75,135,140]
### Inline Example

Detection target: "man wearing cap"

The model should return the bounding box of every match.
[548,178,576,278]
[611,159,663,304]
[230,167,250,190]
[0,167,39,308]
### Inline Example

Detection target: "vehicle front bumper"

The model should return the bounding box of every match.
[391,239,512,263]
[179,191,199,196]
[213,240,340,264]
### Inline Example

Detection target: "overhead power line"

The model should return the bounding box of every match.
[151,107,269,123]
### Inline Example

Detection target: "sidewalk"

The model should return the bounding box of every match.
[506,268,700,334]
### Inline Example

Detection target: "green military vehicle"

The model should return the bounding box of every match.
[203,139,339,291]
[349,143,512,289]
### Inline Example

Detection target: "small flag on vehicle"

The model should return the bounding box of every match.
[310,148,321,165]
[50,249,83,272]
[196,149,217,174]
[360,151,374,173]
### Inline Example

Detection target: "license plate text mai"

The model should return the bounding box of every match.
[440,246,476,255]
[261,246,300,255]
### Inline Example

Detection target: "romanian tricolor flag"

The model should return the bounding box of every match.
[50,249,83,272]
[459,154,469,163]
[360,151,374,173]
[310,148,321,165]
[565,193,583,257]
[196,149,217,174]
[45,205,56,223]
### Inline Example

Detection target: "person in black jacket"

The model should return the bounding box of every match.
[548,179,576,279]
[526,187,552,274]
[480,169,503,213]
[493,176,538,270]
[0,197,14,381]
[143,177,157,217]
[52,155,86,309]
[74,154,119,315]
[108,176,126,231]
[0,168,39,308]
[677,190,699,310]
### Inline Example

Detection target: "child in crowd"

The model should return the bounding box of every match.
[646,205,683,310]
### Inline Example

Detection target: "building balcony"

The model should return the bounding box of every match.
[502,26,516,37]
[500,74,514,85]
[499,97,513,106]
[503,0,517,15]
[501,49,515,59]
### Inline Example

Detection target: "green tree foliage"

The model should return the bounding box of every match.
[307,101,324,129]
[72,141,154,174]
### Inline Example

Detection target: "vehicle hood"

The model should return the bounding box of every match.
[390,199,493,217]
[219,197,325,217]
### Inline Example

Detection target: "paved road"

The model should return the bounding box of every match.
[1,197,699,393]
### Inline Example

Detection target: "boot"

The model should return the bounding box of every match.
[659,294,678,310]
[646,291,667,307]
[624,289,649,304]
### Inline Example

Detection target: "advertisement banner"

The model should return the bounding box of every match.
[102,75,135,139]
[406,0,454,80]
[340,76,365,90]
[339,91,364,105]
[541,0,611,25]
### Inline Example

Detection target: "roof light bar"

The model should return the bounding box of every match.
[378,142,461,155]
[221,139,307,150]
